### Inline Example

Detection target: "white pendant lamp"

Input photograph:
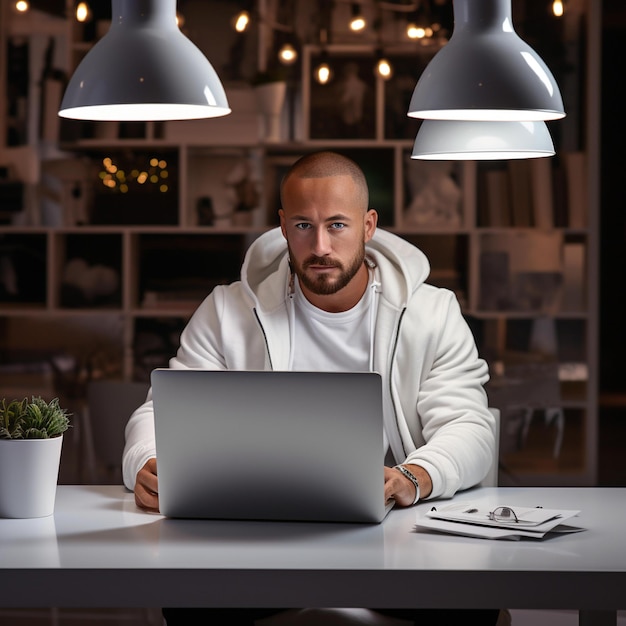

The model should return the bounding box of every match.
[408,0,565,122]
[411,120,555,160]
[58,0,231,121]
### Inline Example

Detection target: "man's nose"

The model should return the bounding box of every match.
[312,227,332,256]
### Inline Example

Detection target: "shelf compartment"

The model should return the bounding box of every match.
[0,233,47,307]
[136,234,252,311]
[75,148,180,226]
[474,230,586,315]
[186,147,264,229]
[57,233,123,309]
[398,233,469,307]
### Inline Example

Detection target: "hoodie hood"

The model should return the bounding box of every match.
[241,227,431,312]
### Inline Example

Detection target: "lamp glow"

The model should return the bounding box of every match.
[58,0,230,121]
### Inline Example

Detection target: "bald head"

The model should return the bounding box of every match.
[280,151,369,212]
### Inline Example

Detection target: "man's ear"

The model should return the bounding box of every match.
[364,208,378,242]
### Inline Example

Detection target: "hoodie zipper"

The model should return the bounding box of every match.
[253,307,273,370]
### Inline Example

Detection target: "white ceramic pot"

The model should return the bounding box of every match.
[0,436,63,518]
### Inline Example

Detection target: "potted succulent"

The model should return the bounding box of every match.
[0,396,71,518]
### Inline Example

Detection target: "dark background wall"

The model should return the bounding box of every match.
[598,0,626,484]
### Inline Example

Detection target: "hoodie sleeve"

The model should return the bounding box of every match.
[400,290,495,499]
[122,291,229,491]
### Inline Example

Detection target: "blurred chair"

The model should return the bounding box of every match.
[84,379,149,484]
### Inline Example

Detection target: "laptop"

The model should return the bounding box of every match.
[151,369,394,523]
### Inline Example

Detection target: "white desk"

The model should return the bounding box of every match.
[0,486,624,626]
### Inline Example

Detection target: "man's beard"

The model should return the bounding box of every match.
[290,242,366,296]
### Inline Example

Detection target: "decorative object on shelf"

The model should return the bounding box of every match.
[0,396,71,518]
[226,157,261,227]
[408,0,565,122]
[403,157,462,228]
[252,70,288,143]
[61,258,120,308]
[58,0,231,121]
[411,120,555,160]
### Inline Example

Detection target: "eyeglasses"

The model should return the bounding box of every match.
[488,506,520,523]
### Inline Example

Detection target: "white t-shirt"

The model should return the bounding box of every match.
[290,272,375,373]
[290,269,394,463]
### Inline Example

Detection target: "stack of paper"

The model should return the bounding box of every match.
[415,502,585,540]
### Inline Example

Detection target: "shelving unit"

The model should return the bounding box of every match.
[0,0,600,486]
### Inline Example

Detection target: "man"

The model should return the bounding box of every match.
[123,151,498,625]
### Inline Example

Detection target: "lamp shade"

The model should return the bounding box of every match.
[58,0,231,121]
[411,120,555,160]
[408,0,565,121]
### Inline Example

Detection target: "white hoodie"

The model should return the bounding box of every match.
[123,227,494,500]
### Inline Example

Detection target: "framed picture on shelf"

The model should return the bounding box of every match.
[303,46,377,141]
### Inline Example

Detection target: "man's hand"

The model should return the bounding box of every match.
[134,458,159,512]
[384,464,432,507]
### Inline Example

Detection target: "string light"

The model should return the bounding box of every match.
[349,4,367,32]
[278,43,298,66]
[407,22,426,39]
[375,55,393,80]
[314,59,333,85]
[75,2,91,23]
[99,156,170,193]
[552,0,564,17]
[233,10,250,33]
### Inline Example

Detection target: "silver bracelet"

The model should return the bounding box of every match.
[395,464,420,505]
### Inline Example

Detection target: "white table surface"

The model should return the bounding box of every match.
[1,485,625,624]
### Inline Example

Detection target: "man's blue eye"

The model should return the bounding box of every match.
[331,223,345,229]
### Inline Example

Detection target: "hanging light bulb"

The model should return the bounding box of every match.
[233,10,250,33]
[375,51,393,80]
[314,50,333,85]
[349,3,367,32]
[75,2,92,22]
[278,43,298,66]
[552,1,564,17]
[315,61,333,85]
[15,0,29,12]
